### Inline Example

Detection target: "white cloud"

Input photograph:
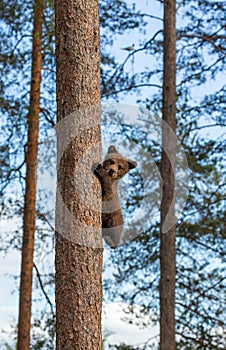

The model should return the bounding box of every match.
[103,302,159,348]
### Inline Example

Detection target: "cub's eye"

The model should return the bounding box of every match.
[109,159,115,165]
[118,165,123,170]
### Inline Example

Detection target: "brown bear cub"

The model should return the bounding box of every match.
[94,145,137,248]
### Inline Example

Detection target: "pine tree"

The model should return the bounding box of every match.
[55,0,102,348]
[160,0,177,348]
[17,0,44,349]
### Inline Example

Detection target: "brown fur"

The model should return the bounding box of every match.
[94,145,137,248]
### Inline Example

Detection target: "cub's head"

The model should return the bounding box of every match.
[103,145,137,180]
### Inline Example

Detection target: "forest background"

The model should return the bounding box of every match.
[0,0,225,349]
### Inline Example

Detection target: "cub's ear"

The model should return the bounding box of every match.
[128,160,137,169]
[108,145,117,154]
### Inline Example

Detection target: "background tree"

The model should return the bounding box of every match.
[160,0,176,349]
[54,0,102,348]
[0,0,56,348]
[17,0,44,349]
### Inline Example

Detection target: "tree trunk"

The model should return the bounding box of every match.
[160,0,177,349]
[55,0,102,349]
[17,1,43,349]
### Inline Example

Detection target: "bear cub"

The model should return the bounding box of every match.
[94,145,137,248]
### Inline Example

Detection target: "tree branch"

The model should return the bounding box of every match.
[177,33,226,55]
[33,262,54,315]
[109,30,163,84]
[102,83,161,98]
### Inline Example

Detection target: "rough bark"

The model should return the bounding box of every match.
[160,0,177,349]
[55,0,102,349]
[17,1,43,349]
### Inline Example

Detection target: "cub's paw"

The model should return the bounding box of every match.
[92,162,102,175]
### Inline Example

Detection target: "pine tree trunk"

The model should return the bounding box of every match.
[55,0,102,349]
[17,1,43,349]
[160,0,176,349]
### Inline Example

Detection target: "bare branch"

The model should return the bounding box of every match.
[102,83,161,98]
[140,13,163,22]
[36,211,55,232]
[177,33,226,55]
[33,262,54,316]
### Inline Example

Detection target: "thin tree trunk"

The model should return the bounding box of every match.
[160,0,177,349]
[55,0,102,349]
[17,1,43,349]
